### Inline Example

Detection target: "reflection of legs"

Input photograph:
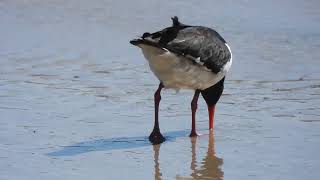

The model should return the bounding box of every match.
[190,90,200,137]
[208,106,215,130]
[190,137,198,179]
[206,130,224,179]
[153,144,162,180]
[149,83,165,144]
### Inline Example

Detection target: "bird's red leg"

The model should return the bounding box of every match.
[208,105,215,130]
[149,83,165,144]
[190,90,200,137]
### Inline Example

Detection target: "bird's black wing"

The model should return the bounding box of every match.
[131,17,231,73]
[165,26,231,73]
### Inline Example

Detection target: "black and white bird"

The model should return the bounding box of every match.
[130,17,232,144]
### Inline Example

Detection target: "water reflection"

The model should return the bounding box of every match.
[153,144,162,180]
[190,131,224,180]
[153,131,223,180]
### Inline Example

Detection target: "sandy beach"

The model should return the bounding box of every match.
[1,0,320,179]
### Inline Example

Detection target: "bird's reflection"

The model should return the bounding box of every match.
[189,131,224,180]
[153,144,162,180]
[153,130,223,180]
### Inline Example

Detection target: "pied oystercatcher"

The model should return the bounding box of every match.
[130,17,232,144]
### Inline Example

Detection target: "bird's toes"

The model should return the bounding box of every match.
[149,131,166,145]
[189,131,199,137]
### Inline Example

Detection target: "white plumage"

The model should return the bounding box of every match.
[139,43,232,90]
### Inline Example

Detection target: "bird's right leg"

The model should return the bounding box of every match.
[149,83,165,144]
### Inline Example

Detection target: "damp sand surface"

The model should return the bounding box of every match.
[1,0,320,179]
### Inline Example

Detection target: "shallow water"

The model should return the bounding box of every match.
[1,0,320,179]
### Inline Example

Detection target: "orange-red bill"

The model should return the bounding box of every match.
[208,106,215,130]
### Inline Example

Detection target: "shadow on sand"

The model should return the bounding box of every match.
[47,129,223,179]
[47,130,191,156]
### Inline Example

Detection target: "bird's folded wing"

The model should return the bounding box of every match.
[165,26,231,73]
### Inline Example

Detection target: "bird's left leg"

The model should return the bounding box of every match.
[190,90,200,137]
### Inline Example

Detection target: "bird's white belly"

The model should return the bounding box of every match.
[140,45,227,90]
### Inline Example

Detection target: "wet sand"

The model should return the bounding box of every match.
[1,0,320,179]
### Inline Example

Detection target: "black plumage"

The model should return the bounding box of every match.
[130,16,231,73]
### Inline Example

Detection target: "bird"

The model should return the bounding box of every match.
[130,16,232,144]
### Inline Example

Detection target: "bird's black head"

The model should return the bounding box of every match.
[201,77,225,107]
